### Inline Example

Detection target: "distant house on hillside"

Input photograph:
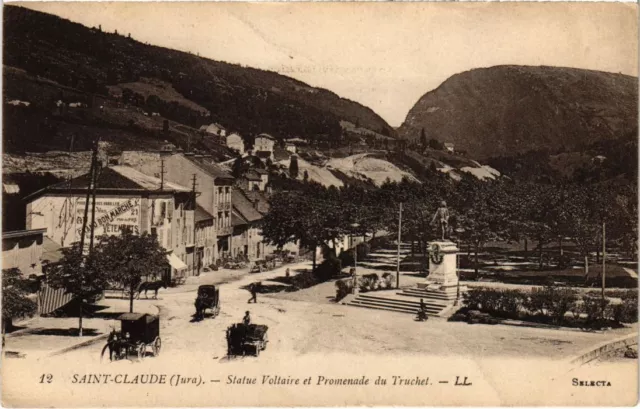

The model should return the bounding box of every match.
[444,142,455,153]
[226,133,245,154]
[241,168,269,192]
[255,134,276,160]
[200,123,227,144]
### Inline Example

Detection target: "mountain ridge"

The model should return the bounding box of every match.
[3,5,394,144]
[398,65,638,160]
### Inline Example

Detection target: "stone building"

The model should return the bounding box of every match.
[119,151,234,262]
[25,165,193,281]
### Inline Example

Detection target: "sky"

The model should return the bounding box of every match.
[15,1,639,127]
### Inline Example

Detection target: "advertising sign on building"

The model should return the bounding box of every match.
[75,197,141,241]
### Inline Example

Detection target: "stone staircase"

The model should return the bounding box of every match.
[398,286,461,302]
[344,292,449,316]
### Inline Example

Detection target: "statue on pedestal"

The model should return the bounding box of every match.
[431,200,450,240]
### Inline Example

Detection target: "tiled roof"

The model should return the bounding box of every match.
[195,205,214,223]
[256,133,275,140]
[243,190,270,214]
[44,166,190,193]
[231,188,263,223]
[231,210,249,227]
[253,168,269,175]
[186,156,234,180]
[244,170,262,181]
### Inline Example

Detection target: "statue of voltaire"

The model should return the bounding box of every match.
[431,200,450,240]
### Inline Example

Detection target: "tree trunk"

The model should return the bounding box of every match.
[78,299,83,337]
[411,240,415,257]
[312,246,317,272]
[524,238,528,261]
[596,247,600,264]
[559,236,563,256]
[4,317,13,333]
[129,285,134,313]
[474,242,480,280]
[538,241,544,270]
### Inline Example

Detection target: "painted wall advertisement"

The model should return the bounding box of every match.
[75,197,141,241]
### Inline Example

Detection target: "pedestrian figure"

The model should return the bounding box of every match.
[285,268,290,278]
[243,311,251,326]
[247,282,259,303]
[416,298,429,322]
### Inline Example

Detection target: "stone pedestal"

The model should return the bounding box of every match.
[414,241,466,302]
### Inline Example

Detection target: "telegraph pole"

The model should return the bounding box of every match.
[159,157,166,191]
[601,222,606,307]
[88,139,102,255]
[76,139,99,337]
[396,203,402,289]
[79,143,98,255]
[191,174,198,210]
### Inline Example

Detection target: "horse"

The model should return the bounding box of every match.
[101,329,125,361]
[137,280,167,299]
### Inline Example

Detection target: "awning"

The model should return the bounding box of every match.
[166,253,187,270]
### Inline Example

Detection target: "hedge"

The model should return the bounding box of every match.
[462,285,638,328]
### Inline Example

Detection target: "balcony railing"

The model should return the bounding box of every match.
[217,201,232,211]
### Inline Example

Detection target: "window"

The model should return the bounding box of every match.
[160,202,167,219]
[157,228,164,247]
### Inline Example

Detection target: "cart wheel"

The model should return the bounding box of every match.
[153,337,162,356]
[138,344,146,360]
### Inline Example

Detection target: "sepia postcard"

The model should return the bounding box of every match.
[1,1,638,407]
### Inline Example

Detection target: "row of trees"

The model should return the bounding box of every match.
[2,229,167,335]
[261,173,637,278]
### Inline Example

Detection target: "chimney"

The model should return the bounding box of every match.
[253,199,260,210]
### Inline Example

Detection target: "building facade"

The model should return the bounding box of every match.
[254,134,275,159]
[25,165,193,280]
[119,151,235,262]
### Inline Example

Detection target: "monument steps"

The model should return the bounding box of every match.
[345,240,463,317]
[358,293,447,308]
[345,293,446,315]
[398,288,452,300]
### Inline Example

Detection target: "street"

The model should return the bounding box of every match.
[3,249,638,407]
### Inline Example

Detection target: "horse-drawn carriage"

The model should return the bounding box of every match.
[101,313,161,361]
[249,262,264,274]
[194,285,220,320]
[226,323,269,357]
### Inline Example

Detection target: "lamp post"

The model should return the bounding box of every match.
[454,228,465,306]
[351,222,360,294]
[351,223,361,273]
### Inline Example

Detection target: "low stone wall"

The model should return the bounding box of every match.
[568,333,638,366]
